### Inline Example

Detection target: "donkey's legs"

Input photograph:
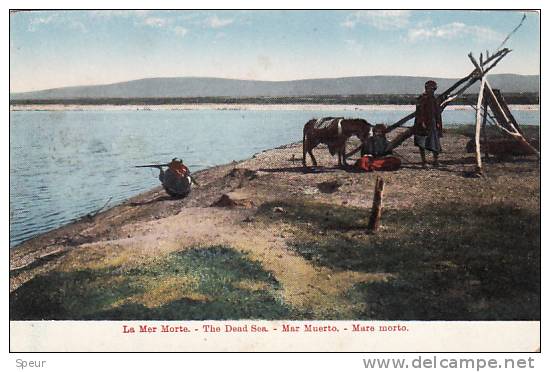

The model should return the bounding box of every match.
[308,148,318,167]
[302,138,308,167]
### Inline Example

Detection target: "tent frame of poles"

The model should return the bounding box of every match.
[344,46,539,175]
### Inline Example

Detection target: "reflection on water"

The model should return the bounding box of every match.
[9,107,540,247]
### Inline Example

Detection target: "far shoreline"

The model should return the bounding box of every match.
[9,103,541,112]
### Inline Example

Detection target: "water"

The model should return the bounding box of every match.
[9,107,540,247]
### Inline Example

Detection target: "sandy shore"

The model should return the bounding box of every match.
[9,128,540,321]
[9,103,540,112]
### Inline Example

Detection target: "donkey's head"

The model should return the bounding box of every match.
[353,119,373,144]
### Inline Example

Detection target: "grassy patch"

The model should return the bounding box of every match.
[257,200,368,231]
[256,199,540,320]
[10,245,299,320]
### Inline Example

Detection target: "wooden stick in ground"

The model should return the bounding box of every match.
[367,177,385,232]
[474,77,486,174]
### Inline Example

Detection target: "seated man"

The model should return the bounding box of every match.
[362,124,390,157]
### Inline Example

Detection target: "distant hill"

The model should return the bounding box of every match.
[10,74,539,100]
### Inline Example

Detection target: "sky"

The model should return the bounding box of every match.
[9,10,540,93]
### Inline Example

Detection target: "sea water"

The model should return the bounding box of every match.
[9,107,540,247]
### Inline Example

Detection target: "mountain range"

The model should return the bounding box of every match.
[10,74,539,100]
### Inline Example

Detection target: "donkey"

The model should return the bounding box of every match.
[302,117,372,167]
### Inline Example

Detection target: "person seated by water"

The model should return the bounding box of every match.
[362,124,390,157]
[159,158,192,198]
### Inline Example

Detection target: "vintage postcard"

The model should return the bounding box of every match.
[9,9,540,353]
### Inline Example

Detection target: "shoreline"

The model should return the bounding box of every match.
[9,103,540,112]
[9,128,540,322]
[9,124,540,254]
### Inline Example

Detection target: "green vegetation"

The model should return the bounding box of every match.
[11,198,540,321]
[10,246,299,320]
[256,199,540,320]
[9,92,539,106]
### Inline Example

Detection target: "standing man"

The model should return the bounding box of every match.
[413,80,443,167]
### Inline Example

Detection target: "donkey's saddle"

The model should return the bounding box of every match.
[313,117,344,130]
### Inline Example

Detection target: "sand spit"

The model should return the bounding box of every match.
[9,103,540,112]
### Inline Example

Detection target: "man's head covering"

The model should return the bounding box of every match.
[168,158,188,177]
[425,80,438,90]
[373,123,387,135]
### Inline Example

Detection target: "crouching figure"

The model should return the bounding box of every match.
[159,158,192,198]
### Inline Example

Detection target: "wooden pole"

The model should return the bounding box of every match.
[438,49,510,108]
[367,177,385,232]
[484,80,540,158]
[382,49,514,155]
[474,77,486,174]
[468,53,540,159]
[344,143,363,159]
[493,89,525,136]
[484,81,516,131]
[386,127,414,152]
[386,48,511,133]
[387,112,416,132]
[481,97,490,160]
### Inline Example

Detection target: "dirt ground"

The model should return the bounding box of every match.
[9,127,540,320]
